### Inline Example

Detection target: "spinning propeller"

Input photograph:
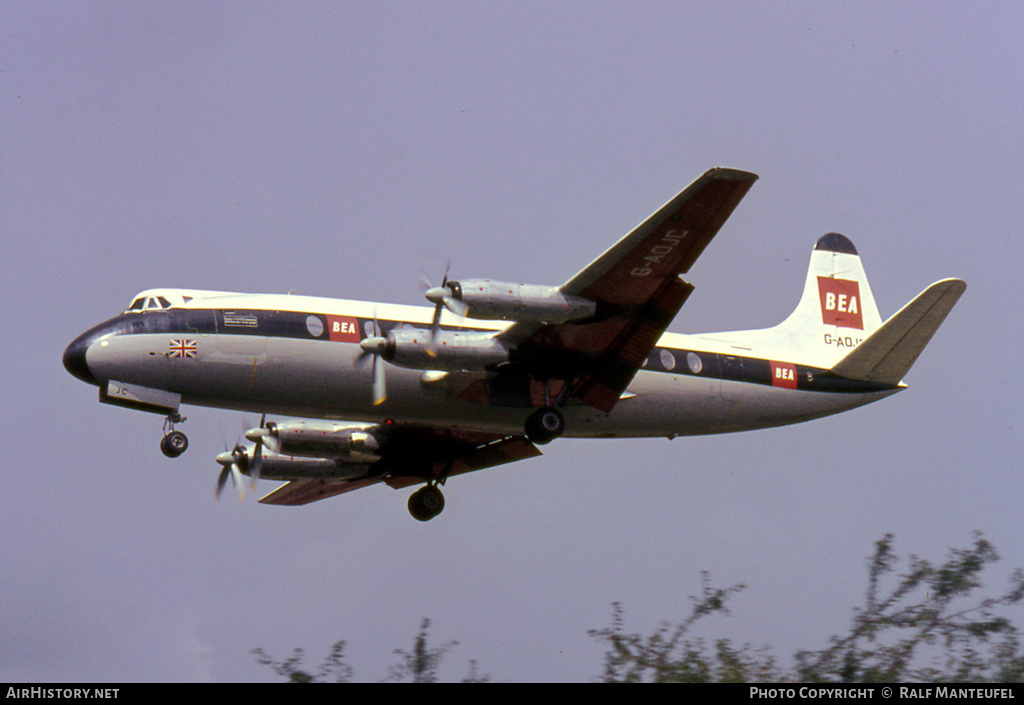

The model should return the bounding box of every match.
[215,445,248,501]
[356,311,388,405]
[215,415,267,501]
[354,263,465,404]
[421,259,467,355]
[242,414,269,486]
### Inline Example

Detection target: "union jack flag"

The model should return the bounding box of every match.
[168,339,198,358]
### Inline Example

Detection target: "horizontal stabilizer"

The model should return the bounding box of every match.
[830,278,966,385]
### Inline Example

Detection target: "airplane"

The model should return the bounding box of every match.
[62,168,966,521]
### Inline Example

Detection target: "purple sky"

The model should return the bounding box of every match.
[3,2,1022,682]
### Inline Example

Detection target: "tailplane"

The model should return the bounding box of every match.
[723,233,965,383]
[830,278,966,385]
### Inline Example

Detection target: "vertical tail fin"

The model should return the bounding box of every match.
[770,233,883,369]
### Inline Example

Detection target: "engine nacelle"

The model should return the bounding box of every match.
[251,420,381,463]
[432,279,596,323]
[249,452,371,481]
[381,328,509,371]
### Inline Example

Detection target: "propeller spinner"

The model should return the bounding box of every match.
[421,261,468,355]
[215,445,249,501]
[215,415,269,500]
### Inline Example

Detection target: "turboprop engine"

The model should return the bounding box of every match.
[218,448,372,483]
[215,420,383,497]
[246,420,382,462]
[425,279,596,324]
[360,328,510,372]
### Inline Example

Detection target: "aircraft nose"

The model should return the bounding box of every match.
[63,332,97,385]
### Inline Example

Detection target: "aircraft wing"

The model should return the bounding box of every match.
[258,427,542,506]
[257,475,384,506]
[500,167,758,412]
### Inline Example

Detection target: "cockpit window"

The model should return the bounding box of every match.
[125,294,174,313]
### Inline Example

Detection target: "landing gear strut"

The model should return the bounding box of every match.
[160,412,188,458]
[408,484,445,522]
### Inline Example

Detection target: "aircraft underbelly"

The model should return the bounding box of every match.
[570,374,894,438]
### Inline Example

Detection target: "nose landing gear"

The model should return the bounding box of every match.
[160,412,188,458]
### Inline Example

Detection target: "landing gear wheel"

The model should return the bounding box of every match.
[525,406,565,445]
[408,485,445,522]
[160,430,189,458]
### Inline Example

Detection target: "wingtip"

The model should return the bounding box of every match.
[929,277,968,300]
[940,277,967,292]
[707,167,759,182]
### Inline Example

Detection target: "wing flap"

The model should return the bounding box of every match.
[259,476,383,506]
[385,434,542,489]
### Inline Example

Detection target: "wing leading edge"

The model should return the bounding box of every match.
[501,168,758,412]
[562,167,759,303]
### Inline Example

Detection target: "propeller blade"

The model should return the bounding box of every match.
[427,300,444,357]
[215,444,250,501]
[372,353,387,405]
[216,465,231,500]
[423,260,454,356]
[249,444,262,486]
[444,295,469,318]
[232,462,247,501]
[356,336,388,405]
[355,308,387,405]
[244,414,267,488]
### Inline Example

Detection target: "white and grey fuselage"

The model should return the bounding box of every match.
[63,284,900,441]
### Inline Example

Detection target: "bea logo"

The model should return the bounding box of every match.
[817,277,863,330]
[770,361,798,389]
[327,315,360,342]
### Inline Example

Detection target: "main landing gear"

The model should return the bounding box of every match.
[524,378,568,445]
[525,405,565,445]
[160,412,188,458]
[408,484,445,522]
[406,403,566,521]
